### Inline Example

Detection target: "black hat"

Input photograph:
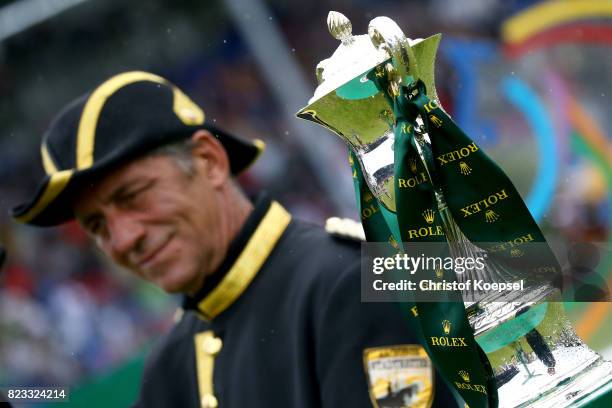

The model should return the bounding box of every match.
[11,71,264,226]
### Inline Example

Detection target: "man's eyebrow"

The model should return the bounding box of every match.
[105,183,133,204]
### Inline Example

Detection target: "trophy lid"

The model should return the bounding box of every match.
[310,12,387,104]
[309,11,424,105]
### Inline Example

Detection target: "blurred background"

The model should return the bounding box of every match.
[0,0,610,406]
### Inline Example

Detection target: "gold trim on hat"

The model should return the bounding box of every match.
[196,201,291,320]
[172,87,205,125]
[75,71,205,170]
[15,170,74,223]
[77,72,166,169]
[41,143,58,175]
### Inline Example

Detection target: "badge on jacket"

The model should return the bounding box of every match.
[363,345,434,408]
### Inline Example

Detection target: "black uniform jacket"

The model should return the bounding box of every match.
[134,195,457,408]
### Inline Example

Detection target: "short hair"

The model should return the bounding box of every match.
[146,135,242,192]
[147,137,197,176]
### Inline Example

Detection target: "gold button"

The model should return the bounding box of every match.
[202,336,222,355]
[201,394,218,408]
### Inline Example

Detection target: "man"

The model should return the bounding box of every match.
[12,71,456,407]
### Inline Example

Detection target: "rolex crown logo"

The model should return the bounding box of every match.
[435,268,444,279]
[459,161,472,175]
[409,157,418,173]
[363,192,374,203]
[485,210,499,223]
[458,370,470,382]
[510,248,524,258]
[422,209,435,224]
[429,114,443,128]
[442,319,451,335]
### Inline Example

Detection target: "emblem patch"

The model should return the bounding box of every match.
[363,345,433,408]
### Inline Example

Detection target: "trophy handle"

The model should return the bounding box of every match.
[368,17,411,87]
[368,18,441,103]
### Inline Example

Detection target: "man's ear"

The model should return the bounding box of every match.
[190,129,231,187]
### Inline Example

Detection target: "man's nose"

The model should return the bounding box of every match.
[106,211,146,263]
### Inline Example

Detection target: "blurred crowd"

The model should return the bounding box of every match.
[0,0,609,393]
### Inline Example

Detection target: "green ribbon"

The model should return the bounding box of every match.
[406,81,558,262]
[363,64,568,405]
[352,61,565,405]
[349,149,421,321]
[350,142,494,407]
[393,81,498,408]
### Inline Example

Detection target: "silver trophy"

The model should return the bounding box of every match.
[297,11,612,407]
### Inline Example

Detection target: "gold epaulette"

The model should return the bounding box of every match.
[325,217,366,241]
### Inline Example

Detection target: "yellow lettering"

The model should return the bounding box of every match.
[461,189,510,218]
[361,205,379,219]
[455,382,488,395]
[496,189,509,200]
[491,233,535,253]
[424,100,439,113]
[398,173,428,189]
[477,198,490,209]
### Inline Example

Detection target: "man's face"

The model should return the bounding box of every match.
[74,151,226,294]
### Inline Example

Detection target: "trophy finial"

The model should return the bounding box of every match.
[327,11,353,43]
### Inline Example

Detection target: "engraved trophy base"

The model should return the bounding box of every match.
[467,286,612,408]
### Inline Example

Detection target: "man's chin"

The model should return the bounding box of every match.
[154,273,202,295]
[156,279,189,294]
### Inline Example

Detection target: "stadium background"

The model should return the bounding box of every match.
[0,0,610,406]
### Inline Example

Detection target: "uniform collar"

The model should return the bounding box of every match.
[183,193,291,320]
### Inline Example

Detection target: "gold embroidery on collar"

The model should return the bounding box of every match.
[197,201,291,320]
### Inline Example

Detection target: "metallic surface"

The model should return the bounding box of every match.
[297,10,612,408]
[297,11,440,212]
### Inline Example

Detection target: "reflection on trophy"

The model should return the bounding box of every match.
[298,11,612,408]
